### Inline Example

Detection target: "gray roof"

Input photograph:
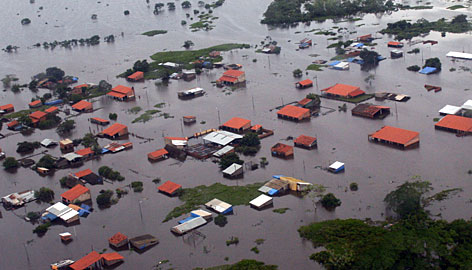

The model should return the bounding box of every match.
[203,130,242,146]
[171,216,207,235]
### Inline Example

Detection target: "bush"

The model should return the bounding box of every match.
[35,187,55,203]
[36,155,55,169]
[240,132,260,147]
[214,214,228,227]
[293,68,303,78]
[131,181,143,192]
[3,157,19,169]
[424,57,441,71]
[59,176,68,187]
[82,133,98,148]
[33,222,51,235]
[108,113,118,120]
[16,141,40,153]
[56,120,75,134]
[124,10,130,15]
[320,193,341,210]
[407,65,421,72]
[219,152,243,169]
[350,182,358,191]
[96,190,114,206]
[27,211,40,221]
[226,236,239,246]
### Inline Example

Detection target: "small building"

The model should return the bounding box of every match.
[71,84,90,95]
[90,117,109,125]
[101,123,128,139]
[387,41,403,48]
[61,153,83,167]
[446,51,472,60]
[298,98,319,110]
[294,135,317,149]
[271,143,294,158]
[190,209,212,220]
[329,161,345,173]
[61,184,91,204]
[71,168,103,185]
[75,148,94,159]
[222,163,243,178]
[217,70,246,85]
[107,85,135,101]
[1,190,35,209]
[351,104,390,119]
[41,138,58,148]
[438,105,462,116]
[221,117,251,133]
[321,83,365,99]
[59,232,72,242]
[357,34,373,42]
[273,175,312,192]
[164,137,188,149]
[203,130,243,146]
[158,181,182,196]
[129,234,159,250]
[390,49,403,58]
[462,100,472,111]
[205,198,233,214]
[183,115,196,124]
[249,194,273,209]
[60,139,74,152]
[250,124,262,133]
[29,100,42,108]
[45,106,59,115]
[71,100,93,113]
[171,216,207,235]
[277,105,310,121]
[148,148,169,162]
[368,126,420,149]
[127,71,144,82]
[434,115,472,135]
[177,87,204,99]
[43,202,79,224]
[101,252,124,267]
[419,67,437,75]
[0,104,14,114]
[7,120,21,131]
[182,70,196,81]
[29,110,48,126]
[109,232,129,249]
[69,251,101,270]
[295,79,313,89]
[328,61,350,70]
[258,178,289,196]
[213,145,235,158]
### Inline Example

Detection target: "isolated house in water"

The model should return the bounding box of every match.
[434,115,472,135]
[29,100,42,108]
[205,198,233,214]
[217,70,246,85]
[221,117,251,133]
[295,79,313,89]
[127,71,144,82]
[250,194,273,210]
[148,148,169,162]
[71,100,93,113]
[101,252,124,267]
[107,85,135,101]
[101,123,128,139]
[129,234,159,250]
[271,143,294,158]
[322,83,365,99]
[368,126,420,149]
[351,104,390,119]
[222,163,243,178]
[158,181,182,196]
[109,232,129,249]
[277,105,310,121]
[90,117,109,125]
[69,251,101,270]
[294,135,317,149]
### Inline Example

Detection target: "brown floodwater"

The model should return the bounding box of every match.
[0,0,471,269]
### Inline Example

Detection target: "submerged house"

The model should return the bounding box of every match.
[109,232,129,249]
[100,123,128,139]
[177,87,204,99]
[60,139,74,152]
[217,70,246,85]
[387,41,403,48]
[250,194,273,210]
[71,100,93,113]
[158,181,182,196]
[61,184,91,204]
[272,175,312,192]
[43,202,79,224]
[203,130,243,146]
[101,252,124,267]
[222,163,243,178]
[271,143,294,158]
[277,105,310,121]
[127,71,144,82]
[329,161,345,173]
[171,216,207,235]
[107,85,135,101]
[295,79,313,89]
[258,178,290,196]
[70,168,103,186]
[434,115,472,135]
[221,117,251,134]
[205,198,233,214]
[69,251,101,270]
[351,104,390,119]
[1,190,35,209]
[322,83,365,99]
[164,137,188,149]
[90,117,109,125]
[0,104,14,114]
[438,105,462,116]
[29,100,42,108]
[129,234,159,250]
[29,110,48,126]
[148,148,169,162]
[294,135,317,149]
[368,126,420,149]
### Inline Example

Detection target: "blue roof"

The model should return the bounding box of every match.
[346,58,355,62]
[42,213,57,221]
[268,189,279,196]
[419,67,437,74]
[44,99,63,106]
[377,56,386,61]
[101,148,110,154]
[328,61,341,66]
[179,216,197,224]
[222,206,233,215]
[354,43,364,48]
[272,175,285,179]
[80,204,91,211]
[78,209,90,217]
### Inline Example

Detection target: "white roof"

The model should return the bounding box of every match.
[213,146,234,158]
[60,209,79,221]
[334,62,349,69]
[171,216,207,234]
[162,62,178,67]
[222,163,243,175]
[59,232,72,237]
[446,51,472,60]
[462,100,472,110]
[62,153,82,161]
[250,194,273,208]
[41,138,57,147]
[179,87,204,95]
[2,190,35,205]
[45,202,78,221]
[439,105,462,115]
[203,130,242,146]
[258,186,272,194]
[329,161,345,170]
[395,94,409,101]
[191,209,212,219]
[170,139,187,146]
[183,70,196,75]
[205,198,232,213]
[391,49,403,54]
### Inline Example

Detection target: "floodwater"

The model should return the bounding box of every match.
[0,0,471,269]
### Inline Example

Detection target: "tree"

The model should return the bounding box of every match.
[21,18,31,25]
[96,190,114,206]
[36,154,55,169]
[124,10,130,15]
[108,113,118,120]
[293,68,303,78]
[167,2,176,10]
[98,80,112,92]
[18,115,32,126]
[219,152,243,169]
[320,193,341,210]
[56,120,75,134]
[133,60,150,72]
[384,181,432,219]
[359,49,380,71]
[45,67,65,82]
[3,157,19,170]
[154,2,165,14]
[214,214,228,227]
[451,14,468,24]
[240,132,260,147]
[16,141,40,153]
[35,187,55,202]
[423,57,441,71]
[183,40,194,49]
[181,0,192,8]
[407,65,420,72]
[82,133,98,147]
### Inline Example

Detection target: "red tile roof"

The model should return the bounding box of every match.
[158,180,182,195]
[219,76,238,83]
[30,110,47,119]
[91,117,109,123]
[109,232,128,245]
[7,120,19,128]
[223,70,245,77]
[74,168,93,178]
[297,79,313,87]
[298,98,312,106]
[370,126,419,145]
[101,252,124,262]
[74,84,90,89]
[222,117,251,130]
[294,135,317,146]
[251,124,262,131]
[61,184,90,202]
[271,143,293,153]
[388,41,402,46]
[70,251,101,270]
[435,115,472,132]
[107,91,126,99]
[75,147,94,156]
[0,104,14,111]
[127,71,144,80]
[72,100,92,111]
[148,149,168,159]
[322,83,364,97]
[164,137,188,141]
[102,123,127,137]
[29,100,42,107]
[277,105,310,119]
[111,85,133,95]
[45,106,58,113]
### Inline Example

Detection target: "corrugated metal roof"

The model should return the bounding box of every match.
[205,198,232,213]
[203,130,242,146]
[439,105,462,115]
[213,146,234,158]
[171,216,207,235]
[222,163,243,175]
[250,194,273,208]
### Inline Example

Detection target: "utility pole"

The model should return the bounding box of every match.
[216,107,221,125]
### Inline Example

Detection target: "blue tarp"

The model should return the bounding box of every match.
[101,148,110,154]
[190,212,200,218]
[272,175,285,179]
[42,213,57,221]
[44,99,63,106]
[78,209,90,217]
[333,165,345,173]
[179,216,197,224]
[268,189,279,196]
[377,56,386,61]
[222,206,233,215]
[354,43,364,48]
[346,58,354,62]
[328,61,341,66]
[419,67,437,74]
[80,204,91,211]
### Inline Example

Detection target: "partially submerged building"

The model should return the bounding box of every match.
[70,168,103,186]
[222,163,243,178]
[213,145,235,158]
[438,105,462,116]
[129,234,159,250]
[164,137,188,149]
[100,123,128,139]
[258,178,289,196]
[221,117,251,134]
[387,41,403,48]
[148,148,169,162]
[294,135,317,149]
[29,110,48,126]
[60,139,74,152]
[271,143,294,158]
[107,85,135,101]
[109,232,129,249]
[1,190,35,209]
[71,100,93,113]
[329,161,345,173]
[205,198,233,214]
[249,194,273,210]
[158,181,182,196]
[69,251,101,270]
[217,70,246,85]
[368,126,420,149]
[277,105,310,121]
[351,104,390,119]
[90,117,109,126]
[29,100,42,108]
[272,175,312,192]
[321,83,365,99]
[171,216,207,235]
[434,115,472,135]
[41,138,58,148]
[203,130,242,146]
[42,202,79,224]
[101,252,124,267]
[295,79,313,89]
[127,71,144,82]
[177,87,204,99]
[61,184,91,204]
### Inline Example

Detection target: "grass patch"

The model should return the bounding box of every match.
[447,5,466,10]
[273,208,290,214]
[250,246,260,254]
[255,239,265,245]
[306,64,324,71]
[163,182,263,222]
[226,236,239,246]
[154,102,166,108]
[142,30,167,36]
[131,110,160,123]
[128,106,142,114]
[322,94,374,104]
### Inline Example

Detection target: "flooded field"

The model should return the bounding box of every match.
[0,0,471,269]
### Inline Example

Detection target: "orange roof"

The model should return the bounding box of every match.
[75,147,94,156]
[222,117,251,130]
[109,232,128,245]
[388,41,402,46]
[7,120,19,128]
[127,71,144,80]
[29,100,42,107]
[74,84,89,89]
[164,137,188,141]
[102,123,127,137]
[297,79,313,86]
[91,117,109,123]
[370,126,419,145]
[72,100,92,110]
[294,135,317,146]
[0,104,14,110]
[101,252,124,262]
[219,76,238,83]
[148,149,169,159]
[435,115,472,132]
[277,105,310,119]
[251,124,262,130]
[183,116,196,119]
[158,180,182,195]
[45,106,58,113]
[112,85,133,95]
[107,91,126,99]
[223,70,245,77]
[70,251,101,270]
[271,143,293,153]
[298,98,312,106]
[61,184,90,201]
[74,168,93,178]
[322,83,364,97]
[30,110,47,119]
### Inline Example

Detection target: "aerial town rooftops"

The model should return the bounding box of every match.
[102,123,128,137]
[45,106,59,114]
[435,115,472,133]
[75,147,94,156]
[322,83,365,98]
[30,110,47,119]
[61,184,90,202]
[71,100,92,111]
[29,100,42,108]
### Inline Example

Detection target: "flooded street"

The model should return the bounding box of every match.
[0,0,471,269]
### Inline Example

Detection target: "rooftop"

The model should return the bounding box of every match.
[69,251,101,270]
[435,115,472,132]
[158,181,182,194]
[148,148,169,159]
[322,83,364,97]
[74,168,93,178]
[222,117,251,130]
[370,126,419,145]
[75,148,94,156]
[111,85,133,94]
[127,71,144,80]
[277,105,310,119]
[294,135,317,146]
[102,123,127,137]
[297,79,313,86]
[271,143,293,153]
[30,110,47,119]
[61,184,90,201]
[29,100,42,106]
[72,100,92,110]
[109,232,128,245]
[101,252,124,261]
[222,69,245,77]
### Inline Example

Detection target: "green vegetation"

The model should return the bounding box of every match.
[96,190,114,207]
[320,193,341,210]
[3,157,19,170]
[16,141,40,153]
[190,14,218,31]
[424,57,441,71]
[250,246,260,254]
[56,120,75,134]
[226,236,239,246]
[380,15,472,40]
[194,260,278,270]
[131,109,160,123]
[35,187,55,203]
[36,155,55,169]
[273,208,290,214]
[407,65,421,72]
[349,182,358,191]
[98,166,125,181]
[447,5,466,10]
[255,239,265,245]
[33,222,51,235]
[236,132,261,156]
[81,133,98,148]
[164,182,263,222]
[26,211,40,221]
[407,48,420,54]
[108,113,117,120]
[215,214,228,227]
[293,68,303,78]
[219,152,243,169]
[306,64,324,71]
[131,181,144,192]
[21,18,31,25]
[142,30,168,36]
[128,106,142,114]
